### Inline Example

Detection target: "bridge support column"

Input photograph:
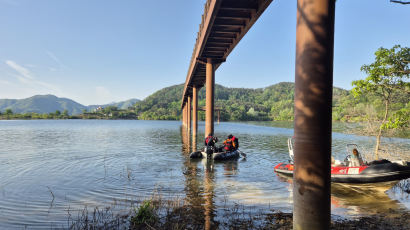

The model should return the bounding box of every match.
[293,0,335,229]
[187,96,191,131]
[205,58,215,137]
[182,104,186,127]
[192,86,198,135]
[185,103,188,129]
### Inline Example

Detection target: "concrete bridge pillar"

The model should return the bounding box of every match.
[187,96,191,131]
[182,105,184,127]
[293,0,335,229]
[205,58,215,137]
[185,103,188,129]
[192,86,198,135]
[182,104,187,127]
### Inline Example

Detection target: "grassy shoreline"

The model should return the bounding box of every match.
[67,195,410,230]
[66,180,410,229]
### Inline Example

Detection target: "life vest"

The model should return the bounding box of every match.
[224,138,233,151]
[205,136,213,146]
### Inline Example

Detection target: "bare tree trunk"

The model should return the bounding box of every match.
[375,100,390,160]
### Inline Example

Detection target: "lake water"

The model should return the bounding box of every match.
[0,120,409,229]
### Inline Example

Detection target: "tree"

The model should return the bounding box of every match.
[63,109,69,117]
[5,109,13,115]
[352,45,410,159]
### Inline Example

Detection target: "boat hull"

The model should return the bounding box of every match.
[190,149,241,161]
[211,150,240,161]
[274,162,410,183]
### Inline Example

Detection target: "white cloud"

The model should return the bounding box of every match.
[3,60,63,96]
[5,60,34,79]
[46,51,68,70]
[16,75,30,84]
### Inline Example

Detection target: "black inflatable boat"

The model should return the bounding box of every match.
[190,148,242,161]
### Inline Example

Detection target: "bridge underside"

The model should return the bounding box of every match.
[182,0,273,104]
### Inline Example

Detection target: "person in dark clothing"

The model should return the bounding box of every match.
[205,134,218,147]
[204,133,218,154]
[205,134,215,146]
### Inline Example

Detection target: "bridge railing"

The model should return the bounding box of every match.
[185,0,212,98]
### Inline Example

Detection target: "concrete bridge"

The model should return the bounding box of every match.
[181,0,335,229]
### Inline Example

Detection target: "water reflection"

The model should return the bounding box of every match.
[331,182,402,216]
[203,158,215,230]
[181,127,216,229]
[222,160,238,177]
[275,173,406,217]
[0,120,408,228]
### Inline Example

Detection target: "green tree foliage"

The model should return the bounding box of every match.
[63,109,69,117]
[352,45,410,158]
[132,82,348,122]
[80,105,137,119]
[134,84,185,120]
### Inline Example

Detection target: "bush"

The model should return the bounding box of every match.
[130,200,157,227]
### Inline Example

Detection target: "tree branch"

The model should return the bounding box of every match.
[390,0,410,4]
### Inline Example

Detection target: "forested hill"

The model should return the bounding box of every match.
[0,95,87,115]
[134,82,351,121]
[0,95,140,115]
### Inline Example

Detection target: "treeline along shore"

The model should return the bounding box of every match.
[1,82,408,137]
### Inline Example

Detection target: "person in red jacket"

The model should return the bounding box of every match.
[204,133,218,153]
[205,133,217,147]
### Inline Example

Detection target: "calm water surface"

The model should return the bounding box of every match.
[0,120,409,228]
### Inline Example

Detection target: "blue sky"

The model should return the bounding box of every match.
[0,0,409,105]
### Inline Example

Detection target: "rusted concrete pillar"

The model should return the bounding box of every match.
[192,132,197,152]
[182,105,184,126]
[182,104,186,127]
[205,58,214,137]
[185,104,188,128]
[293,0,335,229]
[192,86,198,136]
[187,96,192,131]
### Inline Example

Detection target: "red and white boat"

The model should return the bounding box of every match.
[274,139,410,183]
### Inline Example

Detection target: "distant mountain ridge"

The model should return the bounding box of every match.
[87,99,140,111]
[0,95,140,115]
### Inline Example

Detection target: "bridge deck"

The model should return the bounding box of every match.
[181,0,273,107]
